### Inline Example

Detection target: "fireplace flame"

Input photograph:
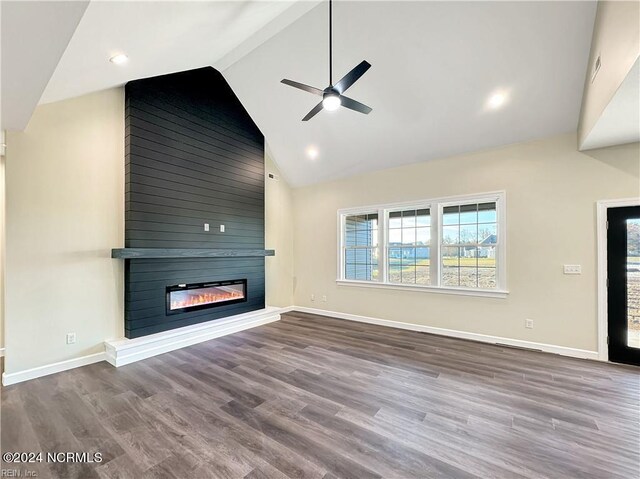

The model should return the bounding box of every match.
[170,287,244,310]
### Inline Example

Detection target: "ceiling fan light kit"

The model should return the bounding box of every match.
[322,92,341,111]
[281,0,372,121]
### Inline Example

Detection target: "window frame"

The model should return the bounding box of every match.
[337,191,507,298]
[342,212,380,282]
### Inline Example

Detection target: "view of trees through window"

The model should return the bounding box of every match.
[341,194,503,291]
[441,202,497,288]
[388,209,430,285]
[627,218,640,348]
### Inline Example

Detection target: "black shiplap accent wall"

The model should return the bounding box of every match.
[125,67,265,338]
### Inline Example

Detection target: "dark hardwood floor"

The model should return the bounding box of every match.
[2,311,639,478]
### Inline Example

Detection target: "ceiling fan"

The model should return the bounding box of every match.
[281,0,372,121]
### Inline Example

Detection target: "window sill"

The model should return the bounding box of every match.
[335,279,509,298]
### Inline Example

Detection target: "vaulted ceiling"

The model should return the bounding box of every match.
[39,0,320,104]
[1,0,319,130]
[224,1,597,186]
[1,1,89,130]
[2,1,598,187]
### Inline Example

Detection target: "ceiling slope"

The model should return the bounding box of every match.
[40,1,318,105]
[581,57,640,150]
[1,1,89,130]
[225,1,597,187]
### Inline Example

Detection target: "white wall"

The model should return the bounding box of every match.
[4,89,125,374]
[3,87,297,376]
[3,87,637,376]
[265,149,295,307]
[292,134,640,353]
[579,0,640,148]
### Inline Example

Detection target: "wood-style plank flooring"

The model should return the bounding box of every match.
[2,311,639,478]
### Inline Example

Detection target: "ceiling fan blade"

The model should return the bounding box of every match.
[281,79,324,96]
[333,61,371,94]
[302,101,324,121]
[339,95,372,115]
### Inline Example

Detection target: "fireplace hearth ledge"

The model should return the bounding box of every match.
[104,307,282,367]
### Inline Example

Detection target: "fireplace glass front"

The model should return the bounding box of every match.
[166,279,247,315]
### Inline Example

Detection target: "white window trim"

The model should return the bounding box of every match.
[337,191,508,298]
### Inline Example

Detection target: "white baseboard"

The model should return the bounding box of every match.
[2,307,284,385]
[105,307,282,367]
[289,306,599,361]
[2,304,599,386]
[2,352,106,386]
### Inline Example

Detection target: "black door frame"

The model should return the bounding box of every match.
[602,202,640,365]
[598,199,640,363]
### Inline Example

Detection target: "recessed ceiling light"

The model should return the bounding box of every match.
[487,92,507,109]
[306,146,319,160]
[109,54,128,65]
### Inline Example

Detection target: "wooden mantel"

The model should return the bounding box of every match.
[111,248,275,259]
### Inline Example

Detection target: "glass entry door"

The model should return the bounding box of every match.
[608,205,640,365]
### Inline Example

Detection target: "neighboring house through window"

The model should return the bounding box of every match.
[338,192,507,298]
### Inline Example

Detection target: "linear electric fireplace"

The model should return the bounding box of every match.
[166,279,247,315]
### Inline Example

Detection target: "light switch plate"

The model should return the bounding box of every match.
[204,223,210,232]
[220,225,225,233]
[563,264,581,275]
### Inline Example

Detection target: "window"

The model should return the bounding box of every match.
[441,202,497,289]
[343,213,379,281]
[387,209,431,285]
[338,192,506,297]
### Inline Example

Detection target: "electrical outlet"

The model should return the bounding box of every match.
[563,264,581,275]
[204,223,210,232]
[322,295,327,302]
[311,294,315,302]
[525,319,534,329]
[66,332,76,344]
[220,225,225,233]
